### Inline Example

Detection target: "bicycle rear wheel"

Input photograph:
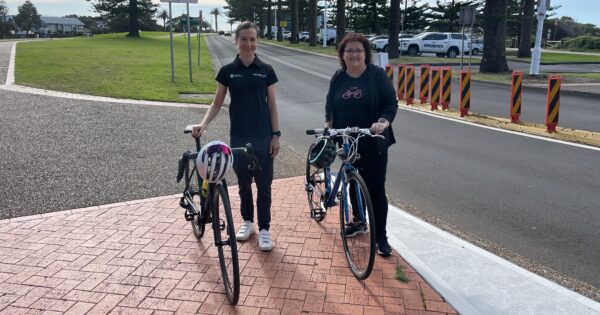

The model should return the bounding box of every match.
[185,159,206,239]
[305,143,327,222]
[210,183,240,305]
[340,171,376,280]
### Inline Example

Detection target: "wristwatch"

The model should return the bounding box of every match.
[272,130,281,137]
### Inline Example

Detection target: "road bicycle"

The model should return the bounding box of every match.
[304,127,381,280]
[176,125,260,305]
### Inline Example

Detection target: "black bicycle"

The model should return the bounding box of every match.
[305,127,382,280]
[176,125,260,305]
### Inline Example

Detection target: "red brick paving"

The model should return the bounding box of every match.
[0,176,456,314]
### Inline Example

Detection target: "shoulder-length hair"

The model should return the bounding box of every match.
[337,33,372,69]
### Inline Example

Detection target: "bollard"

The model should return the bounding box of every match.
[405,66,416,105]
[385,64,394,83]
[510,71,523,122]
[430,67,441,110]
[441,67,452,110]
[546,74,561,132]
[397,64,406,100]
[419,64,430,104]
[459,70,471,117]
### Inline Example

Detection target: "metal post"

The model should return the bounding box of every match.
[322,7,327,48]
[197,10,201,67]
[469,20,474,70]
[186,3,193,83]
[168,2,174,82]
[460,25,464,70]
[530,0,549,75]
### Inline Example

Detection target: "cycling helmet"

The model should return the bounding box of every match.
[196,140,233,183]
[308,138,337,168]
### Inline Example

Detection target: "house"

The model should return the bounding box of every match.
[40,17,85,35]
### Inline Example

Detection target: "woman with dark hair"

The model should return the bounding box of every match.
[192,21,280,252]
[325,33,398,256]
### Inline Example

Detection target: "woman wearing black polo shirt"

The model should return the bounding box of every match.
[192,21,280,252]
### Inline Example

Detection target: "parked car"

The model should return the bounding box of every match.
[282,31,292,40]
[299,31,310,41]
[317,28,337,45]
[370,34,414,52]
[400,32,470,58]
[468,38,483,55]
[224,32,231,37]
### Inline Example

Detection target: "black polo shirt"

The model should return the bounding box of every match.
[216,55,278,139]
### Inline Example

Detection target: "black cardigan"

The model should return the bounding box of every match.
[325,64,398,153]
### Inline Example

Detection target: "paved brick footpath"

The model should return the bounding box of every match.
[0,176,456,314]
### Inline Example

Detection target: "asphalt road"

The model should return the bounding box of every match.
[206,35,600,288]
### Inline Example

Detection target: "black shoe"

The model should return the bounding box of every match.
[345,222,367,238]
[377,238,392,257]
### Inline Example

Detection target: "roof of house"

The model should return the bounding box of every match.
[41,17,85,26]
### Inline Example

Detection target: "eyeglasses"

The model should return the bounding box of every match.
[344,49,365,55]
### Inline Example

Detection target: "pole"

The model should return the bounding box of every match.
[168,2,174,82]
[469,19,473,70]
[530,0,548,75]
[186,3,193,83]
[323,6,327,48]
[460,25,464,70]
[197,10,202,67]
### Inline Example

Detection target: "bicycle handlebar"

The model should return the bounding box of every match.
[305,127,385,139]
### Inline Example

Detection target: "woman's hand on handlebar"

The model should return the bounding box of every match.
[191,124,206,138]
[370,122,387,135]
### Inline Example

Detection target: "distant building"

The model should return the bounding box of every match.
[40,17,85,35]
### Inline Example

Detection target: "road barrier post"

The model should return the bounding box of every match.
[385,64,394,83]
[459,70,471,117]
[441,67,452,110]
[419,64,430,104]
[430,67,441,110]
[405,65,416,105]
[397,64,406,100]
[510,71,523,122]
[546,74,561,133]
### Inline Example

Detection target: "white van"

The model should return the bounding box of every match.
[264,26,287,37]
[317,28,337,45]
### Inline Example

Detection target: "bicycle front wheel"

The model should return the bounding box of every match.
[305,143,327,222]
[210,183,240,305]
[340,171,376,280]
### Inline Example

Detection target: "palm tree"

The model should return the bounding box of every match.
[210,8,221,32]
[158,9,168,31]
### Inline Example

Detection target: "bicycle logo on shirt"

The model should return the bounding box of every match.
[342,87,363,99]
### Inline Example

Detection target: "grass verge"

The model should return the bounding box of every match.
[15,32,216,103]
[506,50,600,63]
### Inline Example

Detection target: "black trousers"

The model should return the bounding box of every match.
[351,148,389,242]
[231,136,274,231]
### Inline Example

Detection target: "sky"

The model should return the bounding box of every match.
[3,0,599,31]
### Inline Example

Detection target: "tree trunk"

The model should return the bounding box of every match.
[309,0,317,46]
[336,0,345,45]
[371,0,380,34]
[277,0,282,41]
[267,0,272,39]
[517,0,535,58]
[291,0,299,43]
[480,0,509,73]
[388,0,400,58]
[127,0,140,37]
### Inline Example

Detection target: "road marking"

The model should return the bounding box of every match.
[400,106,600,152]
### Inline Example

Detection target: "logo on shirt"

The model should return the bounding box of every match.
[230,74,244,79]
[342,87,363,99]
[252,73,267,79]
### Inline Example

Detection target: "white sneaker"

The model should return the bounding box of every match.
[258,229,273,251]
[236,221,254,241]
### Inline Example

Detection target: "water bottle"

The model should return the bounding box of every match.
[201,180,208,198]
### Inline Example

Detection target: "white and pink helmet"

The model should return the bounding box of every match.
[196,141,233,183]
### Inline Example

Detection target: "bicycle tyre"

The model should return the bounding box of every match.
[305,143,327,222]
[340,171,376,280]
[187,159,206,239]
[211,183,240,305]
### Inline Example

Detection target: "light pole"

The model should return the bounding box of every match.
[318,0,329,47]
[530,0,550,75]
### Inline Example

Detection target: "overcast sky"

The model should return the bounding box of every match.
[4,0,598,31]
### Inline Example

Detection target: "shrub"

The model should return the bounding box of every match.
[561,35,600,52]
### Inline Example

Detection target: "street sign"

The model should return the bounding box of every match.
[459,6,476,25]
[160,0,198,3]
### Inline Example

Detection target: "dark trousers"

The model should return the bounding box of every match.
[231,136,274,231]
[351,148,389,242]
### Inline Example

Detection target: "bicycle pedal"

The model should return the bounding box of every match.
[184,209,195,221]
[179,197,188,209]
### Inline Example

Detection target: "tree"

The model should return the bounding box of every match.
[480,0,509,73]
[14,0,41,35]
[387,0,400,58]
[428,0,480,32]
[88,0,158,37]
[402,0,430,33]
[290,0,299,43]
[0,0,14,38]
[210,8,221,32]
[276,0,282,41]
[309,0,317,46]
[266,0,272,38]
[158,9,168,31]
[336,0,345,45]
[517,0,534,57]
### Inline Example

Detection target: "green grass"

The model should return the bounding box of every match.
[16,32,216,103]
[395,264,409,283]
[506,50,600,63]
